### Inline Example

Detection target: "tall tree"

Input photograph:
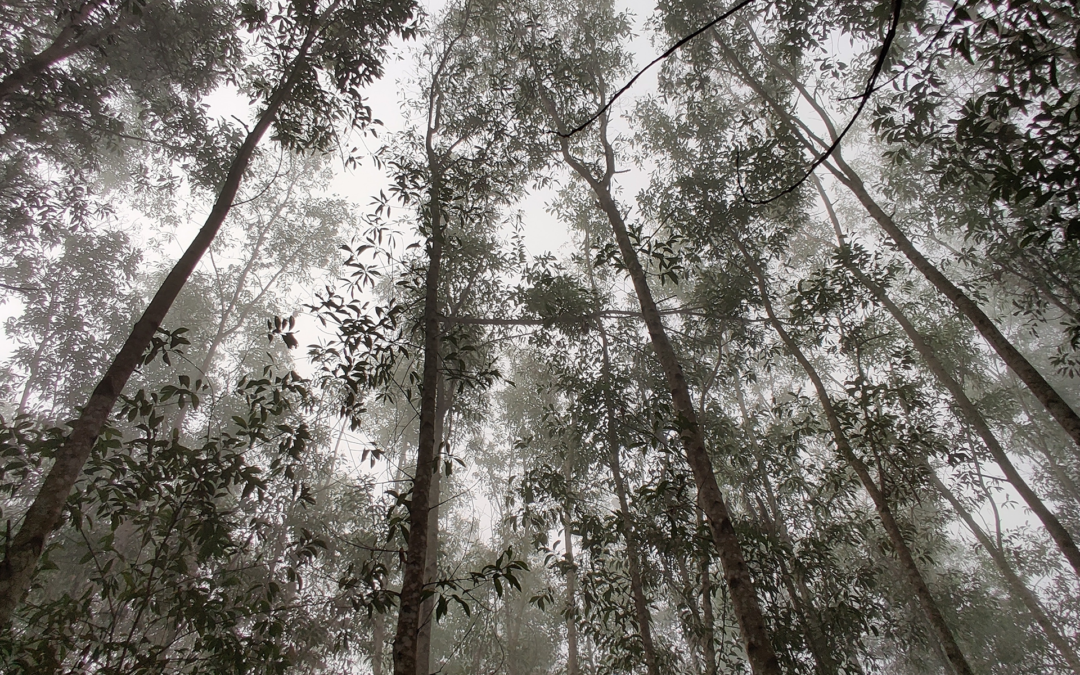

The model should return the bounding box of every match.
[0,0,417,625]
[508,2,782,671]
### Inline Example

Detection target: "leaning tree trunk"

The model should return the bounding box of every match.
[731,372,849,675]
[829,154,1080,453]
[740,243,975,675]
[813,180,1080,578]
[842,256,1080,577]
[726,34,1080,453]
[1014,393,1080,507]
[925,466,1080,674]
[0,29,317,626]
[540,92,780,675]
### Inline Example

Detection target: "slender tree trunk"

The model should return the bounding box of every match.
[1014,392,1080,507]
[588,237,660,675]
[562,446,579,675]
[845,257,1080,575]
[391,130,445,674]
[667,556,703,674]
[813,180,1080,577]
[732,362,850,674]
[829,155,1080,452]
[600,381,660,675]
[741,243,975,675]
[416,379,452,675]
[373,611,386,675]
[697,507,718,675]
[17,290,60,415]
[172,179,300,433]
[541,97,780,675]
[0,30,317,626]
[926,467,1080,674]
[0,0,111,102]
[506,590,521,675]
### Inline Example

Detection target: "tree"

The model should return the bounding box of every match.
[0,0,418,625]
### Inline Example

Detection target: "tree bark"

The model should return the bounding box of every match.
[562,448,579,675]
[741,244,975,675]
[416,379,452,675]
[926,467,1080,674]
[0,29,317,627]
[541,93,780,674]
[391,115,445,674]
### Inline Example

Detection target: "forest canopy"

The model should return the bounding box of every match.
[1,0,1079,674]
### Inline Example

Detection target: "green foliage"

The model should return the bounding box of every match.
[0,364,358,674]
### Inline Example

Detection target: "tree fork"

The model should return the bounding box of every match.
[0,0,110,102]
[0,29,317,626]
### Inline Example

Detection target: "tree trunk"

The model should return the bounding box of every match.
[0,30,317,627]
[391,129,445,675]
[588,234,660,675]
[697,507,718,675]
[667,556,703,674]
[541,95,780,675]
[1014,392,1080,507]
[830,155,1080,453]
[416,379,452,675]
[373,611,386,675]
[926,467,1080,674]
[814,180,1080,578]
[562,445,579,675]
[173,176,301,433]
[733,352,858,674]
[741,244,975,675]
